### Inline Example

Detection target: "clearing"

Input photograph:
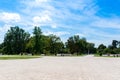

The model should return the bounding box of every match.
[0,55,120,80]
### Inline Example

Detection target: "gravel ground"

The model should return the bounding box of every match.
[0,55,120,80]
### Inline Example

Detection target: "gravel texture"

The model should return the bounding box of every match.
[0,55,120,80]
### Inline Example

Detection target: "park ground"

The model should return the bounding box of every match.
[0,55,120,80]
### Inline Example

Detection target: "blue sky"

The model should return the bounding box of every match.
[0,0,120,47]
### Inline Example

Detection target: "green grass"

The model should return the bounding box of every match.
[94,54,120,58]
[94,54,99,57]
[0,55,41,60]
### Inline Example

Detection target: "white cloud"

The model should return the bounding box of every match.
[75,33,86,37]
[43,31,70,36]
[51,24,57,28]
[32,14,53,27]
[0,24,11,32]
[91,17,120,29]
[21,0,51,10]
[33,15,52,23]
[88,39,111,47]
[20,0,55,28]
[35,0,48,3]
[21,0,120,48]
[0,12,21,23]
[0,24,12,43]
[20,0,98,29]
[0,0,119,47]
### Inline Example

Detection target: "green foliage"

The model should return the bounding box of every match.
[33,26,42,54]
[97,44,106,56]
[0,43,4,53]
[2,26,120,57]
[113,48,120,54]
[66,35,95,55]
[0,55,40,60]
[3,26,30,54]
[48,34,64,55]
[26,37,34,53]
[2,27,64,56]
[112,40,118,48]
[86,43,95,54]
[98,44,106,50]
[96,40,120,57]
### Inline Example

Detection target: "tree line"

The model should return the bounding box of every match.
[0,26,63,55]
[0,26,119,56]
[97,40,120,56]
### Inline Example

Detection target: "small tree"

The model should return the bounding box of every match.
[97,44,106,56]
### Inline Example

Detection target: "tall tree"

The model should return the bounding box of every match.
[26,37,34,54]
[66,36,76,54]
[97,44,106,56]
[79,38,87,54]
[112,40,118,48]
[33,26,42,54]
[98,44,106,50]
[66,35,88,55]
[74,35,80,54]
[48,34,63,55]
[3,26,30,54]
[0,43,4,54]
[86,43,95,54]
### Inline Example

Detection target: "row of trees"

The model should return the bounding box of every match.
[97,40,120,56]
[0,26,96,55]
[0,26,65,55]
[0,26,119,56]
[66,35,95,55]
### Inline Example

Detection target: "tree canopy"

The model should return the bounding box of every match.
[3,26,30,54]
[0,26,119,56]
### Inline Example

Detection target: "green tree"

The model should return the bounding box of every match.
[3,26,30,54]
[41,35,51,55]
[48,34,63,55]
[66,35,88,55]
[98,44,106,49]
[66,36,76,54]
[0,43,4,54]
[78,38,87,54]
[97,44,106,56]
[86,43,95,54]
[33,26,42,54]
[26,37,34,54]
[112,40,118,48]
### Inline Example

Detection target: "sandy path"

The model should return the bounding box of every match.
[0,55,120,80]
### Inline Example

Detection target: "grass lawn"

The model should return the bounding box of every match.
[94,54,120,58]
[0,55,41,60]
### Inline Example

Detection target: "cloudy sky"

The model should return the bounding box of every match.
[0,0,120,47]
